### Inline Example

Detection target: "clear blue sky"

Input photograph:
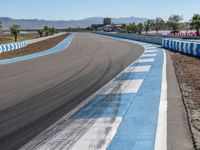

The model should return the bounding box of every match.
[2,0,200,21]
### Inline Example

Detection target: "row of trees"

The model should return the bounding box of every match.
[9,25,57,42]
[124,14,200,36]
[38,26,56,37]
[0,21,2,32]
[0,22,57,42]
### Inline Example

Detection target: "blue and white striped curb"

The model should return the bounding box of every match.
[0,41,27,53]
[0,34,74,65]
[20,36,167,150]
[162,38,200,57]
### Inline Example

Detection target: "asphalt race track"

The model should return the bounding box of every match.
[0,33,144,150]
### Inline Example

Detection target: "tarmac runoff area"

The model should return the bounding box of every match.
[19,39,167,150]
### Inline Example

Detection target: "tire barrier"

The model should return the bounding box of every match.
[162,39,200,57]
[0,41,27,54]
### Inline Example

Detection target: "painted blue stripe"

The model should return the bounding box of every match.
[132,62,153,67]
[71,93,136,119]
[141,56,156,59]
[0,34,74,65]
[197,44,200,57]
[177,41,180,51]
[190,43,194,55]
[108,48,164,150]
[186,43,189,54]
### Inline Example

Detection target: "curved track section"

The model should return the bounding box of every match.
[0,33,144,149]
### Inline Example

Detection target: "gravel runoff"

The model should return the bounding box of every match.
[171,52,200,149]
[0,33,69,60]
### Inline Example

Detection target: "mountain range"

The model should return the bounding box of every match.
[0,17,147,29]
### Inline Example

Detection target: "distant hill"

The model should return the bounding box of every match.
[0,17,147,30]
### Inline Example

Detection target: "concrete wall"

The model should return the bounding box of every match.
[27,32,66,45]
[93,32,163,45]
[94,32,200,58]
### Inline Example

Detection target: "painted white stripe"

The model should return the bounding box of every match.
[124,66,151,73]
[103,79,143,94]
[142,53,157,57]
[3,45,6,52]
[138,58,155,63]
[145,50,158,53]
[193,44,197,56]
[0,46,2,53]
[179,42,182,52]
[7,45,10,51]
[155,49,167,150]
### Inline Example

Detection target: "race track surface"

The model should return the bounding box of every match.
[0,33,144,149]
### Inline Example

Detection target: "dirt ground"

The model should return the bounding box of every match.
[0,33,39,44]
[0,33,69,60]
[171,52,200,149]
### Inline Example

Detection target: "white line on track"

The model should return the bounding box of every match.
[155,49,167,150]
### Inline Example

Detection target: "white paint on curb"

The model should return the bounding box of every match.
[155,49,167,150]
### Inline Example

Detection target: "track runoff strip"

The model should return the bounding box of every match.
[19,38,167,150]
[0,33,74,65]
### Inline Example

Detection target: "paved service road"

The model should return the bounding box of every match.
[0,33,144,150]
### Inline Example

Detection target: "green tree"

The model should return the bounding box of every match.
[148,19,155,30]
[167,15,183,34]
[43,26,49,36]
[49,27,56,35]
[126,23,138,33]
[37,30,43,37]
[10,24,21,42]
[190,14,200,36]
[154,17,165,34]
[0,21,2,32]
[144,20,151,34]
[137,23,143,34]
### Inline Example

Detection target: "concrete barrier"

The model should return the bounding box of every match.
[0,41,27,53]
[93,32,163,45]
[27,32,66,45]
[162,39,200,57]
[94,32,200,58]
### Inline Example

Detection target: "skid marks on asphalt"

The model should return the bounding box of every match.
[20,42,164,150]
